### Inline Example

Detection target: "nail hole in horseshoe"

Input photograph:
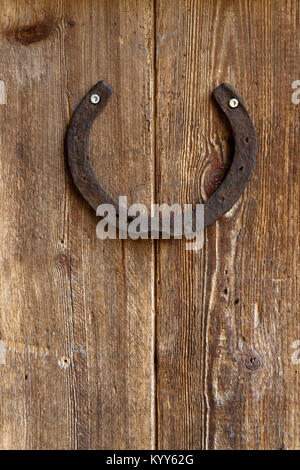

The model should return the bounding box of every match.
[245,137,249,143]
[239,166,244,172]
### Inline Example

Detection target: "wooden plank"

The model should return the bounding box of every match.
[155,0,299,450]
[0,0,155,449]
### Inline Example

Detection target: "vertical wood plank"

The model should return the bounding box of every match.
[0,0,155,449]
[155,0,299,450]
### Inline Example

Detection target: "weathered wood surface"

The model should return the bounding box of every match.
[0,0,299,450]
[155,0,299,450]
[0,0,155,450]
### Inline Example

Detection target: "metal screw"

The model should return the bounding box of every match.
[229,98,239,108]
[90,93,101,105]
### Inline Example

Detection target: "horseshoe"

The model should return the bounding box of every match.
[67,81,257,233]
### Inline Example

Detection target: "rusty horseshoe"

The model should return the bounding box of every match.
[67,81,257,233]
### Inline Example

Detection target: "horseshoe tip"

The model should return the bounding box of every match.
[212,83,243,110]
[95,80,114,98]
[213,82,235,98]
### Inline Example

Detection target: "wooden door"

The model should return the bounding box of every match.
[0,0,298,450]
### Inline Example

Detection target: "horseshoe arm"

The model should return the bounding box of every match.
[67,82,257,231]
[67,81,118,212]
[204,83,258,227]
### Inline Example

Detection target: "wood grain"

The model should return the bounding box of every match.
[0,0,155,450]
[155,0,299,450]
[0,0,299,451]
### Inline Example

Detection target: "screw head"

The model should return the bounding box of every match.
[229,98,239,108]
[90,93,101,105]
